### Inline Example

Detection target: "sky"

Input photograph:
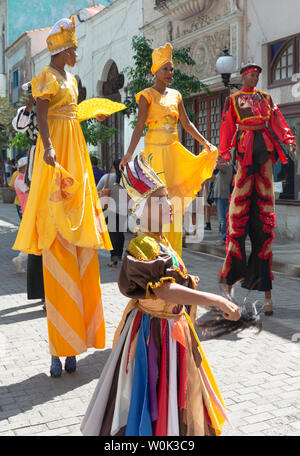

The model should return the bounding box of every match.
[8,0,112,44]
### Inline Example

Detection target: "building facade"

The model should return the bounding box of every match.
[5,28,50,104]
[141,0,300,239]
[3,0,300,238]
[33,0,144,171]
[0,0,7,96]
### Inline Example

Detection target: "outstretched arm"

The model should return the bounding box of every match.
[154,281,241,321]
[120,95,149,168]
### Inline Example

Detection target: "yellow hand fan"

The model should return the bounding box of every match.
[77,98,127,122]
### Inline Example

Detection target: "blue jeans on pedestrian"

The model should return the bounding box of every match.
[215,198,229,242]
[16,205,22,220]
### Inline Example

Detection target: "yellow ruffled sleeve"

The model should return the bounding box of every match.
[136,88,152,105]
[31,68,60,100]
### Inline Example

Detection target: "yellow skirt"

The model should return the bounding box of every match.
[144,118,218,255]
[13,116,112,255]
[43,233,105,356]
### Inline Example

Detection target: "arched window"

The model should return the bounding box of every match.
[75,75,86,103]
[99,62,125,171]
[269,34,300,87]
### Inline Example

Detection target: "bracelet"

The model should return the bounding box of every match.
[44,146,53,152]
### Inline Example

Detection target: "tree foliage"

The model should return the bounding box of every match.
[0,95,27,150]
[122,35,209,121]
[11,132,31,151]
[80,119,117,146]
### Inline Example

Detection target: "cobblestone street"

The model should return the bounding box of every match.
[0,202,300,436]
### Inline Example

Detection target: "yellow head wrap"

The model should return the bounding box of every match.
[46,16,78,56]
[151,43,173,75]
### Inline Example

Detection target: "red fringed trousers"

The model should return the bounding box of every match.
[220,156,275,291]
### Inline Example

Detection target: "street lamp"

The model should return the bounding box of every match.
[216,47,241,90]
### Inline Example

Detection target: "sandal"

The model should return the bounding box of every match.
[107,261,118,268]
[264,299,273,316]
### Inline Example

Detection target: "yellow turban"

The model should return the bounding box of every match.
[46,16,78,56]
[151,43,173,75]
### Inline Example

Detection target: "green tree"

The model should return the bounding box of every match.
[0,95,27,151]
[11,132,31,151]
[80,119,117,146]
[122,35,209,123]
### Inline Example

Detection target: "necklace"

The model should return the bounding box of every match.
[50,63,67,79]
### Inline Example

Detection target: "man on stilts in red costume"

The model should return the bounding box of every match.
[219,63,298,316]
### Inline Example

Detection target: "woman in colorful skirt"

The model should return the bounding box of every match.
[13,17,112,377]
[120,43,218,255]
[81,154,241,436]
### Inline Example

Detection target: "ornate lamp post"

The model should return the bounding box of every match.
[216,47,241,90]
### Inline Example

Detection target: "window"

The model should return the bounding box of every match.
[268,34,300,87]
[12,68,19,104]
[182,92,226,154]
[100,61,124,171]
[273,105,300,201]
[102,113,124,172]
[13,69,19,88]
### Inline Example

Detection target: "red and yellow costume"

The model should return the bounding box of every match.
[219,84,295,291]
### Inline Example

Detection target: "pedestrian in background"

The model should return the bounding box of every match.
[214,156,234,246]
[97,159,127,267]
[203,178,215,231]
[8,168,22,219]
[11,157,29,273]
[4,158,12,183]
[91,155,105,186]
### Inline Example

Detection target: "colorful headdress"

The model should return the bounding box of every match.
[151,43,173,75]
[121,153,166,217]
[240,63,262,76]
[46,16,78,56]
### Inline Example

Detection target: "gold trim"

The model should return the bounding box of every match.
[146,276,176,299]
[232,89,271,123]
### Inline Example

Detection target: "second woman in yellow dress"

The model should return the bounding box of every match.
[120,43,218,254]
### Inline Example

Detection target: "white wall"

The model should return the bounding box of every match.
[33,0,144,155]
[247,0,300,98]
[74,0,144,155]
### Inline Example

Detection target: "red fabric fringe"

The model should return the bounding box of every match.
[155,319,168,436]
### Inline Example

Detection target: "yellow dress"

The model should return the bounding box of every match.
[136,87,218,255]
[8,171,21,206]
[13,65,111,255]
[13,66,112,357]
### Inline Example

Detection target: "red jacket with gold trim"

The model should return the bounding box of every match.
[219,86,296,165]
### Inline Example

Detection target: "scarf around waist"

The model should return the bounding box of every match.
[47,103,78,120]
[145,116,178,146]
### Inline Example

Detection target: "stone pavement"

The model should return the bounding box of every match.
[0,202,300,436]
[184,215,300,278]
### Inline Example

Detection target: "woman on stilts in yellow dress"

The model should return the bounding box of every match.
[120,43,218,255]
[13,17,112,377]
